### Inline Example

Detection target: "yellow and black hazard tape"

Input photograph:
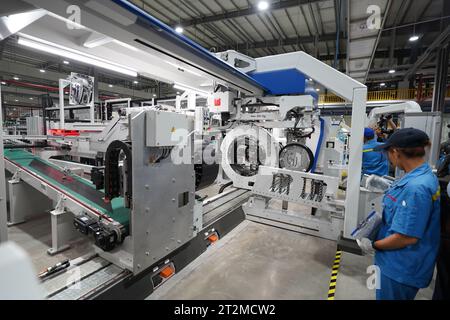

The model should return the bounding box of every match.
[327,249,342,300]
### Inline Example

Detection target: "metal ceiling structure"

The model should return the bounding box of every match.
[0,0,449,107]
[129,0,449,85]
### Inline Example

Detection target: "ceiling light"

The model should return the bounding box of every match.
[1,81,6,85]
[39,69,45,73]
[133,81,139,84]
[153,94,157,97]
[257,1,270,11]
[380,82,386,87]
[109,84,113,88]
[18,34,138,77]
[63,60,70,65]
[113,40,139,52]
[13,76,19,81]
[175,26,184,34]
[15,99,18,102]
[176,91,180,95]
[409,35,419,42]
[388,69,396,74]
[84,36,113,48]
[29,97,33,100]
[316,88,320,92]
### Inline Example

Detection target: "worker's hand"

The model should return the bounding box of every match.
[356,238,375,255]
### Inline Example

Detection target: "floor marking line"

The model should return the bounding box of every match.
[327,249,342,300]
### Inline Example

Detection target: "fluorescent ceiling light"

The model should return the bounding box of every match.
[174,83,210,97]
[108,84,113,88]
[257,1,270,11]
[133,81,139,84]
[15,99,18,102]
[1,10,47,37]
[175,26,184,34]
[63,60,70,64]
[113,40,139,52]
[380,82,386,87]
[13,76,19,80]
[409,35,419,42]
[18,34,138,77]
[29,97,33,100]
[153,94,157,97]
[388,69,396,74]
[316,88,320,92]
[39,69,45,73]
[176,92,180,95]
[1,82,6,85]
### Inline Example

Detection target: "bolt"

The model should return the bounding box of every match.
[172,198,176,202]
[172,178,176,183]
[145,252,149,256]
[137,264,141,269]
[145,185,149,190]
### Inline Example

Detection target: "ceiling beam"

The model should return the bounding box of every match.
[403,24,450,80]
[174,0,325,28]
[217,32,344,51]
[213,16,445,53]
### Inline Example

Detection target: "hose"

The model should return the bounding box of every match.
[219,181,233,194]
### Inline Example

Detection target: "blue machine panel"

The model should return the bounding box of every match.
[248,69,306,95]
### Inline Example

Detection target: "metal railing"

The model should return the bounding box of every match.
[319,87,450,104]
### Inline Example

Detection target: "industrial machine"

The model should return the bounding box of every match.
[213,50,367,242]
[0,0,380,299]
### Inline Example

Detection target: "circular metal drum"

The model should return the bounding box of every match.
[221,125,279,190]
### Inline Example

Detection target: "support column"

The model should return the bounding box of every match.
[48,208,77,256]
[431,43,449,159]
[8,179,53,226]
[0,85,7,243]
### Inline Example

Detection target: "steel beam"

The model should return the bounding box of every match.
[403,24,450,80]
[173,0,325,27]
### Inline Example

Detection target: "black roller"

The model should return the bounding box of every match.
[194,139,219,190]
[195,163,219,190]
[104,140,132,204]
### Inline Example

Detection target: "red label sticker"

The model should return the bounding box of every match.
[214,98,221,107]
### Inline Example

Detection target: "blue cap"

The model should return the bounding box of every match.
[374,128,429,151]
[364,128,375,139]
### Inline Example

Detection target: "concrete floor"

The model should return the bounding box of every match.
[149,220,435,300]
[8,213,93,273]
[6,203,435,300]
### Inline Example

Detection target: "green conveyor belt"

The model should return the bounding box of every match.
[4,149,130,227]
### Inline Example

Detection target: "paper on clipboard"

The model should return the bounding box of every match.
[351,211,382,240]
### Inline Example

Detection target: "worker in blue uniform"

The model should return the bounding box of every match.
[357,128,441,300]
[362,127,389,176]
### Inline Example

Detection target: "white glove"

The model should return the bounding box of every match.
[356,238,375,255]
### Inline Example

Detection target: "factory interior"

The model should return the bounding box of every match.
[0,0,449,303]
